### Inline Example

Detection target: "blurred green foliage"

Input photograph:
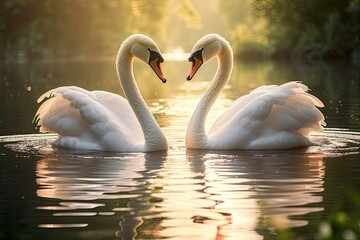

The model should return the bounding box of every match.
[217,0,270,59]
[1,0,359,61]
[314,189,360,240]
[273,189,360,240]
[217,0,359,60]
[253,0,360,60]
[246,189,360,240]
[0,0,168,61]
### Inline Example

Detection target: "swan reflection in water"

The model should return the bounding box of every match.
[35,148,324,239]
[36,150,168,239]
[154,149,324,240]
[185,149,324,239]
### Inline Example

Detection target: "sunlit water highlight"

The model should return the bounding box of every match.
[1,126,359,239]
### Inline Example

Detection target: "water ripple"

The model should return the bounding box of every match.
[0,128,359,239]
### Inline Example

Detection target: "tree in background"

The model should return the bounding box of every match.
[253,0,360,59]
[217,0,269,59]
[0,0,168,61]
[2,0,359,61]
[217,0,360,60]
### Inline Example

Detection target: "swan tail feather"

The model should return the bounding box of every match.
[209,82,325,149]
[264,82,325,137]
[34,86,144,151]
[34,86,101,135]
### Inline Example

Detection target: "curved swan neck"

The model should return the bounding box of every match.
[116,45,167,151]
[186,39,233,148]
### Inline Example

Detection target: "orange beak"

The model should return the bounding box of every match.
[186,48,204,81]
[150,58,166,83]
[186,56,203,81]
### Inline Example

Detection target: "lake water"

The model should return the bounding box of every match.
[0,58,359,240]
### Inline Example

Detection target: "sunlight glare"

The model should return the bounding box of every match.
[163,46,189,61]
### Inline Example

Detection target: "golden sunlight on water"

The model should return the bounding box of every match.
[29,63,329,238]
[34,146,325,239]
[163,48,189,62]
[2,57,359,239]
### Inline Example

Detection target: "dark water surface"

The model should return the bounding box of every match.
[0,59,359,239]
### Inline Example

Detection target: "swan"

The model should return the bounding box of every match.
[185,34,326,150]
[34,34,168,152]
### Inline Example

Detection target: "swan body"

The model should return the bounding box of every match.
[186,34,325,150]
[34,34,168,152]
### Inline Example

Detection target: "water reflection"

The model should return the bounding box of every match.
[35,150,167,239]
[185,150,324,239]
[32,146,325,239]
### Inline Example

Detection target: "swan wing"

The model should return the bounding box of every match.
[92,90,142,131]
[208,82,325,149]
[35,86,143,151]
[210,85,279,131]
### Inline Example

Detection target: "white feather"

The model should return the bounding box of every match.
[186,34,326,150]
[34,35,168,152]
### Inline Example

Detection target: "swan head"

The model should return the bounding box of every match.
[122,34,167,83]
[186,34,228,80]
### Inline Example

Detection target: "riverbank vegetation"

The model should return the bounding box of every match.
[1,0,359,62]
[0,0,169,61]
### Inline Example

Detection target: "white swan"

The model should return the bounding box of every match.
[185,34,326,150]
[34,34,168,152]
